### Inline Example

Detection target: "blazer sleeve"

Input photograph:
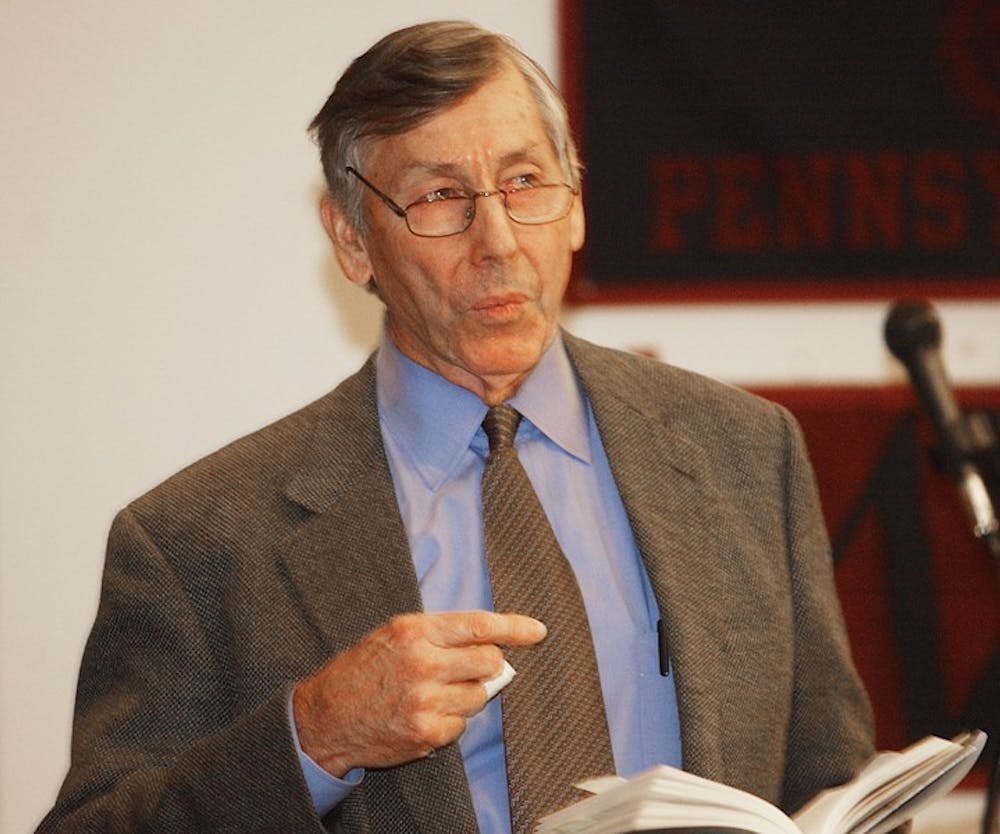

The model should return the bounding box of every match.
[776,404,876,813]
[35,507,330,834]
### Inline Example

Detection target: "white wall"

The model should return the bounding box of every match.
[1,3,997,832]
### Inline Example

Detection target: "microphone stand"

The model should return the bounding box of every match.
[937,410,999,834]
[973,440,1000,834]
[928,409,1000,834]
[883,299,1000,834]
[947,415,1000,834]
[924,410,999,834]
[951,409,1000,574]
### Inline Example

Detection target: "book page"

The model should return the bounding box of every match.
[536,731,986,834]
[847,732,985,834]
[537,765,799,834]
[791,731,986,834]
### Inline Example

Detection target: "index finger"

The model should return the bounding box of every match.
[425,610,546,648]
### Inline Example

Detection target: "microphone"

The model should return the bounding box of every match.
[884,299,1000,546]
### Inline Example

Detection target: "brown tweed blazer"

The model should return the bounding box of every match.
[38,332,874,833]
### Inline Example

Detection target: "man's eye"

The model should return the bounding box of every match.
[506,174,541,191]
[419,187,467,203]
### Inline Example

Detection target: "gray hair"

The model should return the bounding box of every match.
[308,20,582,229]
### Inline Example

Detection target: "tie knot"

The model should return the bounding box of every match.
[483,404,522,453]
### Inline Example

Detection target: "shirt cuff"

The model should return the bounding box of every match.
[287,690,364,816]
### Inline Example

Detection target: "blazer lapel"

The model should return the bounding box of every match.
[279,359,478,832]
[281,359,420,652]
[566,336,732,780]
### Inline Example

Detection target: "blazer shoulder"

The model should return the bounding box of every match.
[563,331,785,430]
[561,332,809,487]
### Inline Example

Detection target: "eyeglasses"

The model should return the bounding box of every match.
[345,166,577,238]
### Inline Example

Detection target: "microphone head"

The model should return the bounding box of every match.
[884,298,942,362]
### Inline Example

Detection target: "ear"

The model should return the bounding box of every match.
[319,194,374,288]
[569,191,586,252]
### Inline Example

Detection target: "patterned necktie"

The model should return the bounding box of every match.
[481,404,615,833]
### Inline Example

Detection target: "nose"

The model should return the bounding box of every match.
[468,191,519,257]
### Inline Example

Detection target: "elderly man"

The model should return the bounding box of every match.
[38,21,875,834]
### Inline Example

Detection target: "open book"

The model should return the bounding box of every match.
[536,730,986,834]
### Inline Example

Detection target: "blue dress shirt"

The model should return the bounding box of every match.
[292,331,682,832]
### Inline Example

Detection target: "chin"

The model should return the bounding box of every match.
[455,318,557,377]
[467,343,545,377]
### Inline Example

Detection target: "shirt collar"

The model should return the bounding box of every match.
[375,330,593,490]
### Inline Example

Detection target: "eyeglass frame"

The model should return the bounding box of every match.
[344,165,578,238]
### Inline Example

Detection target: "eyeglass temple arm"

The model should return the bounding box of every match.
[345,166,407,218]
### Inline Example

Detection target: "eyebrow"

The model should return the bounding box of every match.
[393,144,549,186]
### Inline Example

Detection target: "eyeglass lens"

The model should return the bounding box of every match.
[405,186,574,237]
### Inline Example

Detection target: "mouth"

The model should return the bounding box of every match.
[472,293,528,318]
